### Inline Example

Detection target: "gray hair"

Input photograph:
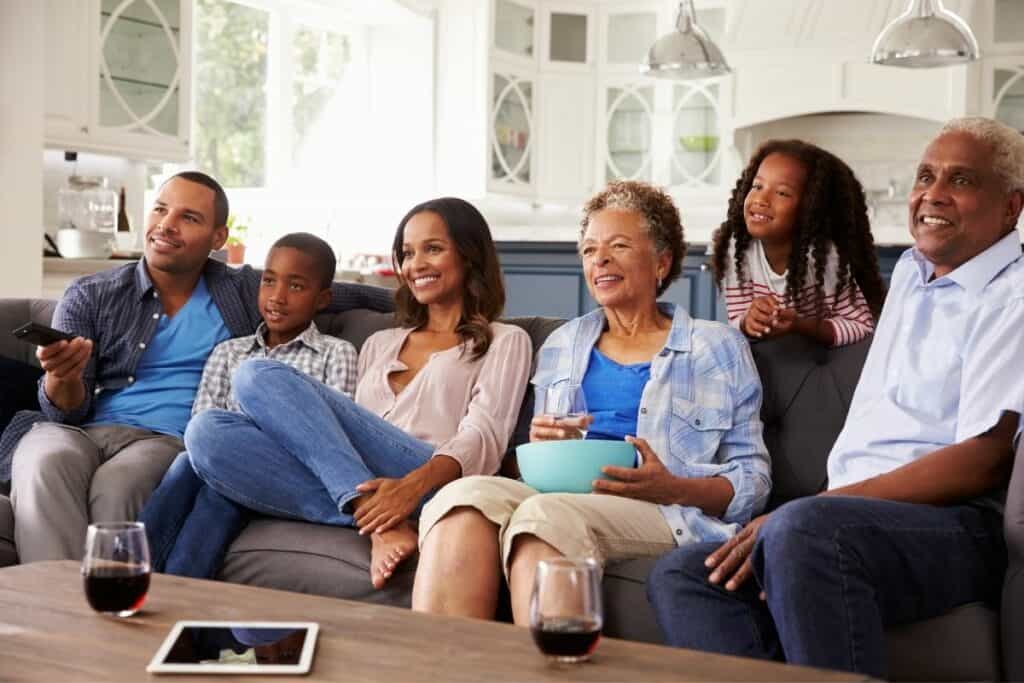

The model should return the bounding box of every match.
[939,117,1024,193]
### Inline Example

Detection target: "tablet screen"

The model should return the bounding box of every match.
[147,621,318,674]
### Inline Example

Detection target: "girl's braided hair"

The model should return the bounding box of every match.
[711,139,885,319]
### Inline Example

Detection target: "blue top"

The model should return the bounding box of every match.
[88,276,230,438]
[532,303,770,544]
[581,347,649,441]
[828,230,1024,497]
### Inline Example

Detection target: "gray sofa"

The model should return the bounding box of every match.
[0,296,1018,680]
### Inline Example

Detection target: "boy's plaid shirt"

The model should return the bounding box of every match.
[531,303,771,545]
[192,321,357,415]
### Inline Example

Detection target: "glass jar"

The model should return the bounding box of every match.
[57,176,118,233]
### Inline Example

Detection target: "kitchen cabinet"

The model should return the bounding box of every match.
[497,241,906,322]
[437,0,729,204]
[597,2,729,195]
[44,0,191,162]
[497,242,725,321]
[984,59,1024,132]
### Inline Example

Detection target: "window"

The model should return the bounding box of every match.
[194,0,357,189]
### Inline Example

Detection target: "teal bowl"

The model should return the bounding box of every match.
[516,439,637,494]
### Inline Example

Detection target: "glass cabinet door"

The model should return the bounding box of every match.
[671,83,722,187]
[492,74,534,186]
[994,67,1024,134]
[606,12,657,65]
[494,0,535,58]
[98,0,182,136]
[548,11,588,64]
[605,85,654,183]
[994,0,1024,46]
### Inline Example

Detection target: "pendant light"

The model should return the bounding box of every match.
[870,0,979,68]
[641,0,730,80]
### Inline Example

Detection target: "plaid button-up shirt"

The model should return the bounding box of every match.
[532,303,771,544]
[0,258,392,481]
[192,322,357,415]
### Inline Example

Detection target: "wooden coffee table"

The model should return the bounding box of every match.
[0,561,865,681]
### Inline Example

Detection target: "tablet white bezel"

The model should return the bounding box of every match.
[145,620,319,675]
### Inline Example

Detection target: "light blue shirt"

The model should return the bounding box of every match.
[828,231,1024,490]
[88,277,231,438]
[532,303,771,545]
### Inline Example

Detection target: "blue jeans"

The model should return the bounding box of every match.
[137,451,249,578]
[185,359,435,526]
[647,495,1006,678]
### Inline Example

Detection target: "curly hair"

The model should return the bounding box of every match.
[711,139,886,320]
[391,197,504,361]
[579,180,686,297]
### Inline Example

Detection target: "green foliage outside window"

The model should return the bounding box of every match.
[194,0,269,188]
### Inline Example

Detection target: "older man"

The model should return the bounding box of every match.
[647,117,1024,678]
[2,171,392,563]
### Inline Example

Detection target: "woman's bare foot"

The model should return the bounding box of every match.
[369,521,418,589]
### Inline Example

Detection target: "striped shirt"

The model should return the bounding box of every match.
[721,240,875,347]
[192,322,358,415]
[532,303,771,545]
[0,258,393,481]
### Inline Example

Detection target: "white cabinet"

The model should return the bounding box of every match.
[45,0,191,162]
[981,1,1024,133]
[596,2,730,197]
[437,0,598,201]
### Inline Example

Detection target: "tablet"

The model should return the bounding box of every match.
[146,621,319,675]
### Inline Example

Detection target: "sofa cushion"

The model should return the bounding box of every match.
[750,335,870,510]
[0,358,43,435]
[0,494,17,567]
[219,518,415,607]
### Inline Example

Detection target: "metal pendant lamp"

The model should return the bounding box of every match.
[870,0,979,68]
[641,0,730,80]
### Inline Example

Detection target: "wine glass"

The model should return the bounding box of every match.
[543,382,589,439]
[529,557,603,664]
[81,522,151,617]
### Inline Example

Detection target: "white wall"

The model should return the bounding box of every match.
[0,0,45,297]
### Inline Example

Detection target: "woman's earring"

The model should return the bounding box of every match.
[656,277,663,290]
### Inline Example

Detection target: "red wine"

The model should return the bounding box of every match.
[531,618,601,658]
[83,570,150,614]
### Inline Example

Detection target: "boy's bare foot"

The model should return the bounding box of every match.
[369,521,418,589]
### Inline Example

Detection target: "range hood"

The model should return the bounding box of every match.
[721,0,978,129]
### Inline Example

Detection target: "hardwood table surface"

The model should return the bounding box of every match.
[0,561,866,682]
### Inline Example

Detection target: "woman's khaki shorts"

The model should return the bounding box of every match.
[419,475,677,578]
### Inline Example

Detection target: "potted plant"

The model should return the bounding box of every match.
[225,215,248,265]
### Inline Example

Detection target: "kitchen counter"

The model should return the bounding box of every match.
[42,257,396,300]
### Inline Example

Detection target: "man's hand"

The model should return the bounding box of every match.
[353,476,425,535]
[592,436,681,505]
[530,414,593,442]
[741,296,778,339]
[705,513,770,594]
[38,337,93,412]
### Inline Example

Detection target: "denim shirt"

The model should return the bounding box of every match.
[532,303,771,544]
[0,258,394,482]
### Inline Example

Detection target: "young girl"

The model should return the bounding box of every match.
[142,197,532,589]
[711,139,885,347]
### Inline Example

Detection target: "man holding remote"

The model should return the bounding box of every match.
[1,171,393,563]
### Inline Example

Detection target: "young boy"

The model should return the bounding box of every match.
[138,233,359,578]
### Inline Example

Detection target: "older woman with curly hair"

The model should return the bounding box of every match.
[411,181,772,624]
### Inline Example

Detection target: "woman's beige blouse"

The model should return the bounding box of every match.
[354,322,532,477]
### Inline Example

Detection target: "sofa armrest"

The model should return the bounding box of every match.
[0,299,56,367]
[1002,435,1024,680]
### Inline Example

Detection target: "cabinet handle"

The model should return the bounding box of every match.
[80,125,89,134]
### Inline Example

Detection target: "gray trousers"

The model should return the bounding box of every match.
[10,422,182,563]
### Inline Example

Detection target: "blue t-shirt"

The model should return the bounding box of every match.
[581,347,650,441]
[88,277,230,438]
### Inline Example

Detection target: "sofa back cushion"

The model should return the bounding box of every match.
[0,299,57,367]
[750,334,871,510]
